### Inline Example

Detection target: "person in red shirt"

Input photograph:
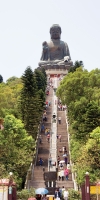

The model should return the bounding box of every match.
[47,134,50,143]
[64,168,69,180]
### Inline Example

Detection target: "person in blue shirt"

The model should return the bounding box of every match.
[38,158,44,166]
[55,188,61,200]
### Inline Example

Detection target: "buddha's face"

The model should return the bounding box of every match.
[50,27,61,39]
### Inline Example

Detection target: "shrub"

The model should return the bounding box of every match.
[68,188,81,200]
[17,188,35,200]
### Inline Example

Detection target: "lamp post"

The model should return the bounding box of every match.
[85,172,90,200]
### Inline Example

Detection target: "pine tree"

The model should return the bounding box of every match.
[20,66,41,138]
[0,74,3,83]
[68,60,84,73]
[34,68,47,106]
[34,69,45,91]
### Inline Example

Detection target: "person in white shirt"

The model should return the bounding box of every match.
[63,189,69,200]
[62,186,65,192]
[58,116,61,124]
[67,162,71,173]
[60,169,65,181]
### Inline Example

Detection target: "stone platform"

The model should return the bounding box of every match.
[38,63,73,76]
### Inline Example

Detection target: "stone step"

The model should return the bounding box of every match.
[57,130,67,132]
[38,150,49,154]
[30,181,45,188]
[57,132,67,134]
[57,128,67,130]
[57,141,68,143]
[33,166,48,170]
[33,176,44,180]
[27,80,74,191]
[56,180,74,188]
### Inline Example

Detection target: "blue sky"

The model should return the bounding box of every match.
[0,0,100,82]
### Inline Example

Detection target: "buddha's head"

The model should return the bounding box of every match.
[50,24,61,39]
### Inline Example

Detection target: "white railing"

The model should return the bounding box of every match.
[65,110,78,191]
[24,124,41,189]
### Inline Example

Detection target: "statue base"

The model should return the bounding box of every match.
[37,62,73,76]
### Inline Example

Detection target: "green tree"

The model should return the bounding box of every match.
[74,127,100,185]
[34,69,47,92]
[68,188,81,200]
[84,102,100,136]
[0,114,35,189]
[41,67,47,86]
[57,67,100,186]
[0,78,22,118]
[17,188,35,200]
[57,68,100,141]
[6,76,18,83]
[86,127,100,170]
[0,74,3,83]
[57,67,88,105]
[68,60,84,73]
[20,66,42,138]
[34,69,47,107]
[71,100,100,141]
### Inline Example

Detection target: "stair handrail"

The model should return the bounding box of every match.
[66,109,78,191]
[24,122,41,189]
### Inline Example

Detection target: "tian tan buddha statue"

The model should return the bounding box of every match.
[39,24,73,67]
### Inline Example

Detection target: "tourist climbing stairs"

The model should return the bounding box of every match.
[29,85,53,189]
[29,77,74,192]
[56,108,74,188]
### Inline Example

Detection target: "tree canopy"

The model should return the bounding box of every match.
[0,66,47,189]
[57,67,100,185]
[0,114,35,189]
[19,66,46,138]
[0,74,3,83]
[68,60,84,73]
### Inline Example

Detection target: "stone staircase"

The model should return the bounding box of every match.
[56,109,74,189]
[29,77,74,192]
[29,86,53,189]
